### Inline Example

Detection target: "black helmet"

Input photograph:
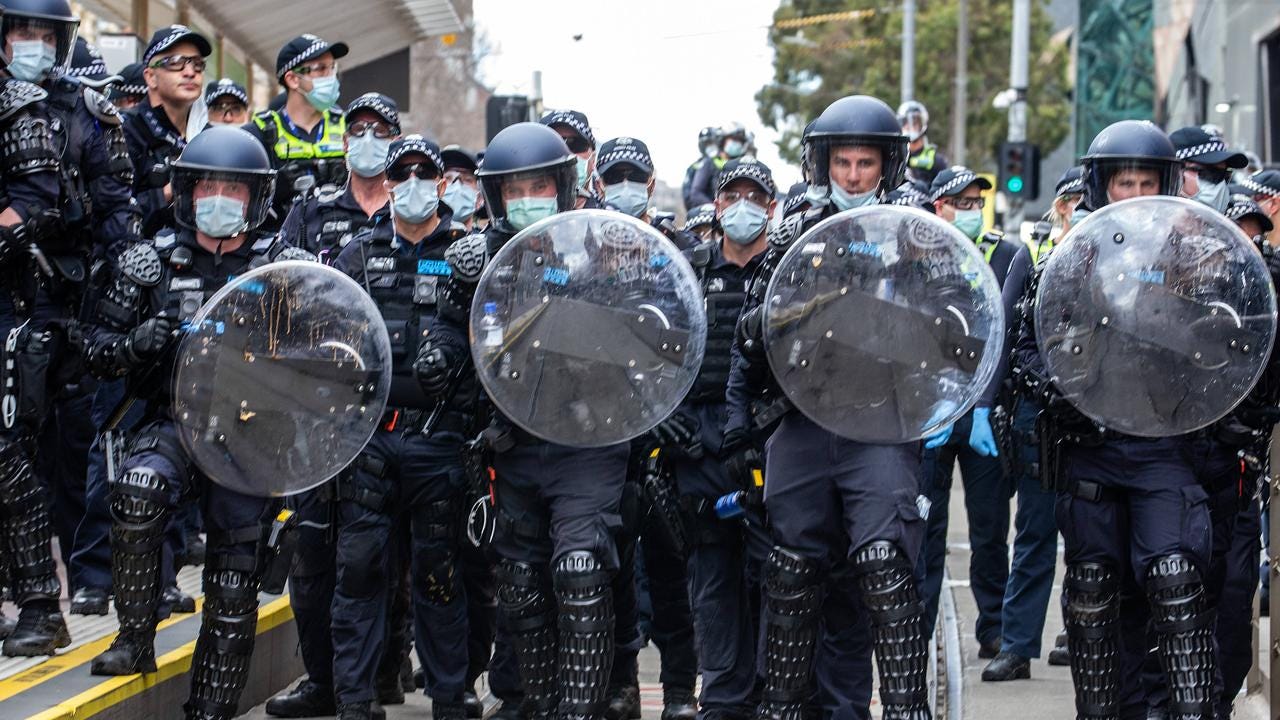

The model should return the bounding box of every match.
[477,122,577,233]
[805,95,909,197]
[0,0,80,78]
[697,125,720,151]
[1080,120,1182,209]
[171,126,276,237]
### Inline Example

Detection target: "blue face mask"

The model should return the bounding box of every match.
[305,75,340,110]
[9,41,56,82]
[442,180,477,220]
[1070,207,1090,226]
[194,195,248,238]
[719,199,769,245]
[1194,178,1230,213]
[575,156,591,190]
[952,208,984,240]
[604,181,649,218]
[724,139,746,159]
[346,133,391,178]
[830,183,879,212]
[506,196,558,231]
[391,177,440,224]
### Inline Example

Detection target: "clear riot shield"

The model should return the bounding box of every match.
[1035,196,1277,437]
[763,205,1004,443]
[172,261,392,496]
[470,210,706,447]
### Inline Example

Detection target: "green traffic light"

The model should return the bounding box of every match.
[1007,176,1024,193]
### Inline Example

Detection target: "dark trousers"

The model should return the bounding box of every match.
[287,486,337,689]
[917,411,1011,644]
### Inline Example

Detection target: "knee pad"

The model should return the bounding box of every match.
[552,550,612,608]
[497,559,554,630]
[1063,561,1120,621]
[203,552,261,617]
[851,541,918,615]
[1145,553,1205,609]
[764,546,824,602]
[109,466,169,535]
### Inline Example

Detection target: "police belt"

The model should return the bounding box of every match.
[1058,476,1122,504]
[380,406,468,435]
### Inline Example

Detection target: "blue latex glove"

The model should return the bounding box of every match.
[922,400,958,449]
[968,407,999,457]
[924,424,953,449]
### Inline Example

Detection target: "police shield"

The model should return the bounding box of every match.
[172,261,392,496]
[471,209,706,447]
[1035,196,1276,437]
[763,206,1004,443]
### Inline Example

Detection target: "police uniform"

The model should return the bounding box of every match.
[280,183,390,261]
[905,142,948,187]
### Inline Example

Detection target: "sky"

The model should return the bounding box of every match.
[472,0,800,190]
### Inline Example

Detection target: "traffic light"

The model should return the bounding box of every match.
[998,141,1041,201]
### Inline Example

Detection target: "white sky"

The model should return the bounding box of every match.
[472,0,800,190]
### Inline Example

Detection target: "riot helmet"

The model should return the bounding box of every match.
[897,100,929,142]
[805,95,909,200]
[171,126,276,239]
[477,122,578,234]
[698,125,721,157]
[721,121,749,158]
[0,0,79,82]
[1080,120,1182,210]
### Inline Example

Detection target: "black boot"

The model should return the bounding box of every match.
[91,629,157,675]
[3,603,71,656]
[163,585,196,614]
[0,609,15,639]
[434,700,468,720]
[981,652,1031,681]
[264,679,336,717]
[335,701,386,720]
[464,687,484,718]
[660,690,697,720]
[71,587,111,616]
[604,685,641,720]
[1046,628,1070,666]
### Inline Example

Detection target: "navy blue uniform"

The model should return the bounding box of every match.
[121,103,185,233]
[279,183,389,262]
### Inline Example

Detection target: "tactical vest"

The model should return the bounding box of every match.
[688,244,750,403]
[303,190,383,261]
[1023,236,1054,265]
[908,144,937,171]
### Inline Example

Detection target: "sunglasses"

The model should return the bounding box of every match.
[150,55,206,73]
[562,135,592,154]
[387,163,439,182]
[1189,165,1231,185]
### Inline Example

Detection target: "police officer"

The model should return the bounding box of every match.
[917,167,1019,657]
[597,136,696,250]
[728,95,930,719]
[83,127,307,720]
[1009,120,1218,720]
[246,34,349,230]
[0,0,139,655]
[418,121,629,720]
[683,203,718,242]
[204,78,249,128]
[688,122,750,208]
[682,126,721,210]
[442,145,482,234]
[109,61,146,111]
[897,100,949,186]
[1170,126,1249,214]
[1242,170,1280,244]
[67,37,119,91]
[539,109,598,209]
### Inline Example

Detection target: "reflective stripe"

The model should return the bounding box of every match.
[253,110,346,161]
[1023,237,1055,265]
[908,144,937,170]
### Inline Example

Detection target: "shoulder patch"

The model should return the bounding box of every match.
[0,80,48,122]
[81,86,121,125]
[444,233,489,283]
[118,243,162,286]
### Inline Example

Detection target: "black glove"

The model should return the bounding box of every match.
[124,316,172,365]
[735,306,765,359]
[414,342,452,397]
[650,414,703,459]
[720,427,763,491]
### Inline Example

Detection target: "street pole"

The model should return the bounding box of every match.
[902,0,916,104]
[952,0,968,165]
[1005,0,1030,233]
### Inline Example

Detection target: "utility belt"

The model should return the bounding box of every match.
[1035,407,1109,494]
[1,318,87,433]
[379,406,469,436]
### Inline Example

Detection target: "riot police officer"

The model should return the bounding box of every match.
[682,126,721,210]
[688,121,750,208]
[728,95,930,720]
[1243,170,1280,240]
[328,135,472,720]
[1170,125,1248,214]
[83,126,307,720]
[1009,120,1219,720]
[418,122,630,720]
[245,34,349,230]
[0,0,138,656]
[897,101,949,186]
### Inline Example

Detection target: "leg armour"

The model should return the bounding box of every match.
[756,547,823,720]
[852,541,931,720]
[1146,555,1216,720]
[1063,562,1121,720]
[184,555,260,720]
[108,466,168,633]
[497,559,559,720]
[552,551,615,720]
[0,440,60,603]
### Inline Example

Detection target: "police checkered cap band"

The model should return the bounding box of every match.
[1057,176,1084,196]
[144,25,202,65]
[69,56,109,79]
[599,143,651,170]
[1174,139,1227,161]
[115,82,147,97]
[207,79,248,105]
[716,159,777,196]
[684,206,716,228]
[1225,196,1265,222]
[279,35,331,79]
[347,93,400,130]
[541,111,595,146]
[1241,175,1280,197]
[930,167,979,201]
[388,134,444,174]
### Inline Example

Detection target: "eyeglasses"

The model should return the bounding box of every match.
[293,62,338,77]
[348,120,396,140]
[209,101,245,116]
[600,166,651,185]
[387,163,439,182]
[946,196,986,210]
[444,168,477,185]
[560,135,591,154]
[150,55,206,73]
[718,189,771,207]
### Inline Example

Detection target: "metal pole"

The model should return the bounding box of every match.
[901,0,916,104]
[531,70,543,121]
[951,0,968,165]
[1005,0,1030,233]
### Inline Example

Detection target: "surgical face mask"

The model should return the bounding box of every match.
[724,139,746,159]
[506,196,558,231]
[830,182,879,211]
[1070,207,1091,226]
[304,75,340,111]
[719,199,768,245]
[9,41,56,83]
[391,177,440,224]
[703,144,718,159]
[803,184,831,209]
[442,180,477,220]
[194,195,248,238]
[346,133,392,178]
[952,208,983,240]
[575,156,590,189]
[604,181,649,218]
[1194,178,1230,213]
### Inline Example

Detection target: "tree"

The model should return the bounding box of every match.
[757,0,1071,174]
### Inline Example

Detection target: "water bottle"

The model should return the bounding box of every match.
[480,302,503,348]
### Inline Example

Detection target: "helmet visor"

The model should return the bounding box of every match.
[1,14,79,78]
[172,167,275,236]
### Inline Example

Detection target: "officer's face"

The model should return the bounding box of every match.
[193,178,250,204]
[501,174,558,203]
[207,96,248,127]
[444,167,478,189]
[5,21,56,55]
[384,153,447,198]
[1106,168,1161,203]
[553,126,594,171]
[343,109,398,150]
[934,185,983,223]
[715,178,776,222]
[828,145,883,195]
[144,41,204,106]
[285,52,337,95]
